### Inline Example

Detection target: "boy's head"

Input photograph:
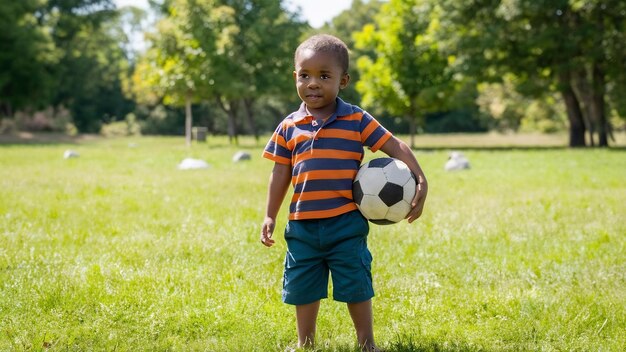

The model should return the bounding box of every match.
[294,34,350,74]
[293,34,351,115]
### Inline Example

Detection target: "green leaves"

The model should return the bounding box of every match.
[354,0,454,142]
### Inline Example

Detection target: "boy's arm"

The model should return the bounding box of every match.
[379,136,428,223]
[261,162,292,247]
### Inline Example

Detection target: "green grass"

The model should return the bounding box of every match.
[1,135,625,351]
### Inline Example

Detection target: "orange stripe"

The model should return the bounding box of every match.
[292,169,356,183]
[361,120,380,143]
[317,129,360,141]
[262,151,291,165]
[370,132,392,152]
[289,203,358,220]
[286,132,314,150]
[291,190,352,203]
[270,132,288,149]
[295,149,362,164]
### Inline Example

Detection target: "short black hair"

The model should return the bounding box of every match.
[295,34,350,74]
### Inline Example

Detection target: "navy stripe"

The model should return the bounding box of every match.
[314,138,364,153]
[285,125,316,141]
[293,179,353,193]
[364,128,388,148]
[292,158,360,176]
[264,141,292,160]
[293,138,363,155]
[290,197,353,213]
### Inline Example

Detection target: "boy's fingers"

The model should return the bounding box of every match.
[260,225,275,247]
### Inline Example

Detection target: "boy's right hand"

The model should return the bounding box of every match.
[260,216,276,247]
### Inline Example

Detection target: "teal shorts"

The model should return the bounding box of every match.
[282,210,374,305]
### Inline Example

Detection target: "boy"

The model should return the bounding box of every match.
[260,34,428,351]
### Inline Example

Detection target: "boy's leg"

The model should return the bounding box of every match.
[296,300,320,348]
[347,299,379,351]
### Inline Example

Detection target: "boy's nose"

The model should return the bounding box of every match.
[307,78,320,88]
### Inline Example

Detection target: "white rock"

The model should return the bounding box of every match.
[63,150,79,159]
[177,158,210,170]
[232,151,251,162]
[444,151,470,171]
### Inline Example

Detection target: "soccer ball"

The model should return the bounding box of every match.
[353,157,416,225]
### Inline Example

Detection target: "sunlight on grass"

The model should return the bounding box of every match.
[1,135,624,351]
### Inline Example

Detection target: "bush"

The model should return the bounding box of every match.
[0,118,16,134]
[12,106,77,134]
[100,114,142,137]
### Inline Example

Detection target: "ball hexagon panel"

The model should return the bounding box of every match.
[403,181,417,203]
[386,200,412,223]
[358,194,388,220]
[355,167,387,195]
[383,160,413,186]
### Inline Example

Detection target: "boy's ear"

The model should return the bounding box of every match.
[340,73,350,89]
[293,71,297,81]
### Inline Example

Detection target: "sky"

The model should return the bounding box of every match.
[113,0,354,28]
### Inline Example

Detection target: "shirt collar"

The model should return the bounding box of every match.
[292,97,352,123]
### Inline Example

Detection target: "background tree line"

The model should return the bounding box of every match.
[1,0,624,147]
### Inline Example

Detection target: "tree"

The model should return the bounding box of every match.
[354,0,453,148]
[41,0,133,132]
[439,0,626,147]
[319,0,385,106]
[134,0,305,144]
[133,0,238,145]
[0,0,58,116]
[203,0,305,143]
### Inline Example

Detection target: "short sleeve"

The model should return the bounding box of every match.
[360,111,392,152]
[262,122,292,165]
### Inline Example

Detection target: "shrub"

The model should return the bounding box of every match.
[100,114,142,137]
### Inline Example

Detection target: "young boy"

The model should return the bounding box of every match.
[260,34,428,351]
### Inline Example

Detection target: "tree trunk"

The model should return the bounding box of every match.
[0,102,13,117]
[591,62,608,147]
[243,98,259,142]
[406,99,418,149]
[572,67,595,146]
[216,96,239,145]
[558,71,587,147]
[408,117,416,149]
[185,92,192,147]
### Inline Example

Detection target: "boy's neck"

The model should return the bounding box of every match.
[306,101,337,122]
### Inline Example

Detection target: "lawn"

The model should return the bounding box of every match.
[0,135,625,351]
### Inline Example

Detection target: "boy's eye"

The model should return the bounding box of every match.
[321,74,330,79]
[299,73,309,79]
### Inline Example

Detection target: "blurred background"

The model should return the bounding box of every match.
[1,0,625,147]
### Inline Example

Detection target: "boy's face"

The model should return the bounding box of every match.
[293,48,350,116]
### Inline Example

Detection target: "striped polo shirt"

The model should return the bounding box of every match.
[263,98,392,220]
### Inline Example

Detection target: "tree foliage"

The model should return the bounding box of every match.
[133,0,305,144]
[354,0,454,147]
[1,0,624,144]
[439,0,626,146]
[0,0,133,133]
[0,0,58,116]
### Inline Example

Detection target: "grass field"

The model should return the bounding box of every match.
[0,134,625,351]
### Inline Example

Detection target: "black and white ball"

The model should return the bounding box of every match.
[353,157,416,225]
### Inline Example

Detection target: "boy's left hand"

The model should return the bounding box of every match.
[406,181,427,223]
